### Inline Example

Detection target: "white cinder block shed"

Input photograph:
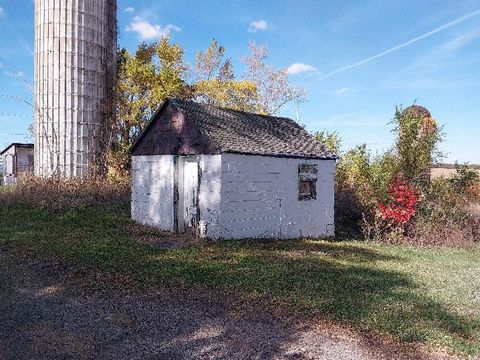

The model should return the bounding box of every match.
[1,143,34,185]
[130,98,336,239]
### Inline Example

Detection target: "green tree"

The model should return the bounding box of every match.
[194,80,258,112]
[334,103,442,239]
[392,105,441,188]
[193,39,258,112]
[110,38,310,177]
[449,163,480,195]
[110,38,188,177]
[336,145,396,204]
[314,130,342,154]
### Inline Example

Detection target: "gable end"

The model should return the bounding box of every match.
[131,101,220,156]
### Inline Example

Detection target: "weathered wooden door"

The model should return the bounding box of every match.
[183,160,199,234]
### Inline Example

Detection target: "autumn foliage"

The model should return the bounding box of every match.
[379,178,419,225]
[110,38,305,178]
[334,104,479,245]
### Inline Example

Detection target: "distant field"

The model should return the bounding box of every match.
[431,167,480,179]
[431,167,480,215]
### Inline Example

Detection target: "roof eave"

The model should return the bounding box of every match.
[222,150,337,160]
[0,143,34,155]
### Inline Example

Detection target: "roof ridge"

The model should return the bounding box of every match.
[169,97,299,123]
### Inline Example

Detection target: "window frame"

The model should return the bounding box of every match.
[298,164,318,201]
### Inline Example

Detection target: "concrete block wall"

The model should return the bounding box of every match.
[131,155,175,230]
[198,155,222,238]
[1,147,16,185]
[15,148,35,174]
[131,153,335,240]
[217,153,335,239]
[1,146,34,184]
[1,147,16,176]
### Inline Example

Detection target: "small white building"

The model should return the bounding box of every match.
[130,98,336,240]
[1,143,34,185]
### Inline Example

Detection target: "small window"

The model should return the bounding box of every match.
[298,164,318,200]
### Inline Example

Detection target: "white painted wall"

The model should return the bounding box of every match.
[1,146,34,185]
[214,153,335,239]
[131,155,222,235]
[1,147,15,175]
[16,148,35,174]
[1,147,15,185]
[131,155,175,230]
[131,153,335,239]
[197,155,222,238]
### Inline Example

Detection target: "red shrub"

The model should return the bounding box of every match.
[378,178,419,224]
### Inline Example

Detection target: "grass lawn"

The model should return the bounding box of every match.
[0,200,479,357]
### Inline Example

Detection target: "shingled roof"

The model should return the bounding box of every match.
[0,143,34,155]
[131,98,336,159]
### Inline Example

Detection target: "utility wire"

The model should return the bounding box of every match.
[0,112,33,118]
[0,133,27,136]
[0,93,32,104]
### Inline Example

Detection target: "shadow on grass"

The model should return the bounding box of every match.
[154,240,479,346]
[1,203,479,357]
[233,237,401,262]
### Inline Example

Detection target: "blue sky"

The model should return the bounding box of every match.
[0,0,479,163]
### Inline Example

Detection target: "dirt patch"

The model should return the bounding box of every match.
[125,222,206,249]
[0,246,458,360]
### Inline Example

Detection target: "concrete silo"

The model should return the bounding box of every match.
[34,0,117,177]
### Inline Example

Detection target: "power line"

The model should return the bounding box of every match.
[0,73,33,86]
[0,112,33,118]
[0,56,34,83]
[0,93,32,104]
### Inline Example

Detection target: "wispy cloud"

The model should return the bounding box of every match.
[331,87,351,95]
[287,63,318,75]
[409,28,480,70]
[440,27,480,54]
[248,19,268,33]
[0,6,5,18]
[4,70,26,78]
[126,16,181,41]
[384,27,480,90]
[125,6,135,13]
[320,9,480,80]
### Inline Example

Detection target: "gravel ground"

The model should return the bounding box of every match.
[0,247,453,360]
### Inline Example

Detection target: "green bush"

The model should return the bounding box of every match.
[334,144,398,239]
[332,104,478,245]
[412,174,479,246]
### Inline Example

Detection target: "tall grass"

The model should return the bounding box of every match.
[0,175,130,211]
